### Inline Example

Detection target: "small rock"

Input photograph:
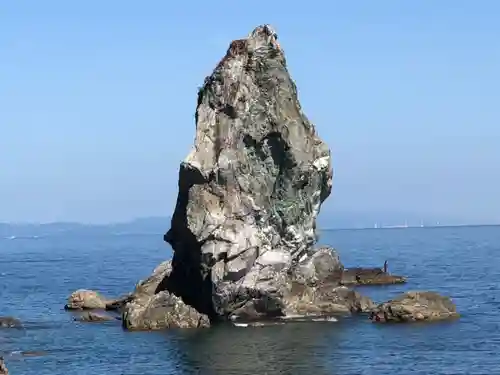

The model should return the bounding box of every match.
[65,289,109,310]
[0,317,22,328]
[122,291,210,331]
[0,357,8,375]
[74,312,118,322]
[283,284,375,316]
[370,291,459,323]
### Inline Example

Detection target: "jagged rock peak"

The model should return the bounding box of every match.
[165,24,333,319]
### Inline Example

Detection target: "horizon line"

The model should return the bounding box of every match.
[1,217,500,230]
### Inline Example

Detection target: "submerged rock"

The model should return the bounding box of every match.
[0,357,8,375]
[370,291,459,323]
[117,24,373,329]
[74,311,119,323]
[0,317,22,328]
[342,267,406,286]
[164,24,335,320]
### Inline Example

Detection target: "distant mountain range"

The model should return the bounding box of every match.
[0,211,478,238]
[0,217,171,238]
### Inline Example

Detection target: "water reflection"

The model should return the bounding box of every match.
[165,322,348,375]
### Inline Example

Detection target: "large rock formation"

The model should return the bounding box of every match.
[162,24,347,321]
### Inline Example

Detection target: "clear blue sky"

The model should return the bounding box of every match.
[1,1,499,224]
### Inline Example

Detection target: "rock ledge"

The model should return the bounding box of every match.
[370,291,459,323]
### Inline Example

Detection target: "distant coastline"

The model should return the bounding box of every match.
[1,216,499,238]
[322,223,500,231]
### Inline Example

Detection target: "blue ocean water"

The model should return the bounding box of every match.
[1,226,499,374]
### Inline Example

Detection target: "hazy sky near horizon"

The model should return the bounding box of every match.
[1,1,499,224]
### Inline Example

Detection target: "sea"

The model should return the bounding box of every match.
[1,225,499,374]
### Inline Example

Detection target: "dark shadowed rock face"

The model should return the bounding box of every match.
[164,24,333,319]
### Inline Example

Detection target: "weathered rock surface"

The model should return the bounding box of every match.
[164,24,336,320]
[0,357,8,375]
[132,260,172,297]
[74,311,119,323]
[0,317,22,328]
[65,289,109,310]
[123,291,210,330]
[342,267,406,285]
[65,289,131,311]
[370,291,459,323]
[122,260,210,330]
[280,249,375,317]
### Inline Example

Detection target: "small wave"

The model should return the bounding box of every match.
[311,316,338,322]
[2,350,49,359]
[233,321,285,328]
[3,235,41,240]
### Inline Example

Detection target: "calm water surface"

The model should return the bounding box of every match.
[1,226,499,374]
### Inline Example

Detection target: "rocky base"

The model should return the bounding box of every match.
[74,312,120,323]
[370,291,459,323]
[124,247,374,328]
